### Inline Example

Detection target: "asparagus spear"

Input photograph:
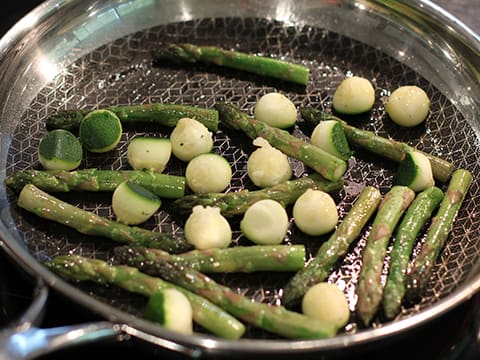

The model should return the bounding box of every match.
[46,255,245,339]
[131,258,338,339]
[215,103,347,182]
[170,173,343,218]
[152,43,310,86]
[356,186,415,326]
[5,168,186,199]
[406,169,472,293]
[17,184,192,253]
[46,103,219,132]
[382,186,444,319]
[282,186,382,307]
[300,107,455,183]
[114,244,306,273]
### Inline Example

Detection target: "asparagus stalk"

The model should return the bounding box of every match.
[46,255,245,339]
[282,186,382,307]
[5,168,186,199]
[131,258,338,339]
[17,184,192,253]
[152,43,310,86]
[215,103,347,182]
[382,186,444,319]
[114,244,306,273]
[170,173,343,218]
[300,107,455,183]
[356,186,415,326]
[406,169,472,293]
[46,103,219,132]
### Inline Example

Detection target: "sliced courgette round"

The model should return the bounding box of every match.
[144,288,193,335]
[310,120,351,160]
[38,129,83,170]
[393,150,434,192]
[79,109,122,153]
[112,181,161,225]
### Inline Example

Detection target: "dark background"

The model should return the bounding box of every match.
[2,1,478,37]
[0,1,479,359]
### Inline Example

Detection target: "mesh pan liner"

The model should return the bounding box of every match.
[5,16,480,339]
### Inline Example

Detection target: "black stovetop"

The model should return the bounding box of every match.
[1,2,479,359]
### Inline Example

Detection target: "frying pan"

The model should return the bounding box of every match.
[0,0,479,358]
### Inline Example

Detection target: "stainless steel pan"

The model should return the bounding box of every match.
[0,0,479,358]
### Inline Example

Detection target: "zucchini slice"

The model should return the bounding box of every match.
[310,120,351,160]
[145,288,193,335]
[79,109,122,153]
[38,129,83,170]
[393,150,435,192]
[112,181,161,225]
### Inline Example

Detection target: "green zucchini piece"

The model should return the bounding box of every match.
[79,109,122,153]
[310,120,351,160]
[145,288,193,335]
[393,150,435,192]
[127,137,172,172]
[38,129,83,170]
[112,181,161,225]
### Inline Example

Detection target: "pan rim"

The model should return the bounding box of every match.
[0,0,479,355]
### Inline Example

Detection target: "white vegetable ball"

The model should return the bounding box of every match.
[385,85,430,127]
[240,199,289,245]
[247,137,292,188]
[254,92,297,128]
[185,153,232,193]
[332,76,375,114]
[302,282,350,329]
[293,189,338,236]
[170,117,213,161]
[184,205,232,249]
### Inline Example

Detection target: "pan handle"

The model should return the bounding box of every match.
[0,279,121,360]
